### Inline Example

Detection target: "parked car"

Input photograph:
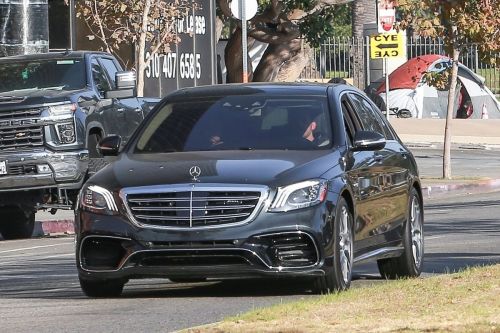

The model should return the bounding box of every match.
[75,83,424,297]
[0,51,158,240]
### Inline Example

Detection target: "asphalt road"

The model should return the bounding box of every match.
[410,146,500,180]
[1,191,499,332]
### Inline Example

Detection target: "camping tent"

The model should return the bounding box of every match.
[377,54,500,119]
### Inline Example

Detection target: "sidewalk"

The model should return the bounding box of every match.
[30,119,500,237]
[391,119,500,148]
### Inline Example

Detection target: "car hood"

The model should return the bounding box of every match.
[0,89,83,109]
[90,150,341,190]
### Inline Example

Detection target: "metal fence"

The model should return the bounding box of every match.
[300,36,500,95]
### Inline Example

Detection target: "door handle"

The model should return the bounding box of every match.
[374,155,384,163]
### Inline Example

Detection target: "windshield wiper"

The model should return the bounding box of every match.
[41,86,66,91]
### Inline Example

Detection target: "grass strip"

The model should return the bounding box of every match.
[185,264,500,333]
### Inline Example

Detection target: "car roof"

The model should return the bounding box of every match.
[0,51,109,62]
[166,82,338,100]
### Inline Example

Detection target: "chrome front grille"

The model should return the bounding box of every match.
[122,184,268,229]
[0,108,44,151]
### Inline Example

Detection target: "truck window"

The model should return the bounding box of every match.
[91,59,111,97]
[99,58,119,89]
[0,58,85,92]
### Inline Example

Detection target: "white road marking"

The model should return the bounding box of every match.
[0,242,73,254]
[426,235,445,240]
[0,253,74,266]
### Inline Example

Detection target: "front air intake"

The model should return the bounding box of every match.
[259,232,319,268]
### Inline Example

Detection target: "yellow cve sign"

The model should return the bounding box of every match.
[370,33,405,59]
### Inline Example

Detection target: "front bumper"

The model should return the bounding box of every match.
[76,204,335,280]
[0,149,89,192]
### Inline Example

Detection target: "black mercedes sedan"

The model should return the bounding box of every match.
[75,83,424,297]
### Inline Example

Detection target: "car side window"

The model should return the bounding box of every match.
[99,58,119,89]
[91,58,111,98]
[364,97,396,140]
[348,93,386,137]
[341,97,356,146]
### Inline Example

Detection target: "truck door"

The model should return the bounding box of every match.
[97,57,144,144]
[89,58,120,137]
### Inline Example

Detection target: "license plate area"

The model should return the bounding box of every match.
[0,161,7,175]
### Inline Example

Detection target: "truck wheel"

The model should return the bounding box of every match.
[79,277,125,297]
[87,133,108,175]
[0,207,35,240]
[88,133,102,158]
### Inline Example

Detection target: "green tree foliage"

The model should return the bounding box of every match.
[396,0,500,179]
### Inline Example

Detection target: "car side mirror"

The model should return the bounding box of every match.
[352,131,386,151]
[116,71,136,90]
[104,71,137,99]
[98,135,122,156]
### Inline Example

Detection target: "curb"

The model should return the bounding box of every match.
[33,219,75,237]
[422,179,500,200]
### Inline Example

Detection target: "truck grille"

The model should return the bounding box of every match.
[0,108,44,151]
[123,185,268,229]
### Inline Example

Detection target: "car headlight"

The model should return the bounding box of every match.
[80,185,118,215]
[269,179,328,212]
[48,103,77,117]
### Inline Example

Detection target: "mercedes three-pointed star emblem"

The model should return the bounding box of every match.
[189,166,201,181]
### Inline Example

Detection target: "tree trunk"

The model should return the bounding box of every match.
[443,47,460,179]
[253,39,303,82]
[136,0,152,97]
[351,0,376,90]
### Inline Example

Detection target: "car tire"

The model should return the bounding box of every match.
[0,207,35,240]
[79,277,125,298]
[314,197,354,293]
[378,187,424,279]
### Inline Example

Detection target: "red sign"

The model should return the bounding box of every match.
[377,0,396,33]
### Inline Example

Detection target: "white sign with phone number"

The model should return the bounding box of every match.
[145,52,202,80]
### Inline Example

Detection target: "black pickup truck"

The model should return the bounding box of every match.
[0,51,158,239]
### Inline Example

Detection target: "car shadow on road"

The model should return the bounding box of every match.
[422,252,500,274]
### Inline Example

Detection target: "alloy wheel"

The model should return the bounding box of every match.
[410,196,423,268]
[339,205,353,284]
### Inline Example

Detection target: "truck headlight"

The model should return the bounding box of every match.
[269,180,328,212]
[56,122,76,144]
[48,103,77,116]
[80,185,118,215]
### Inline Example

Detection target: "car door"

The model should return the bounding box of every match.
[347,92,409,250]
[341,95,387,252]
[97,56,145,144]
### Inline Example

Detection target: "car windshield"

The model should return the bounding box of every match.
[134,94,332,153]
[0,58,86,93]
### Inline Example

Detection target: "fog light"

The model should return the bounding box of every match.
[36,164,51,174]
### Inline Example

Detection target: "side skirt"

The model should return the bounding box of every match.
[353,247,404,264]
